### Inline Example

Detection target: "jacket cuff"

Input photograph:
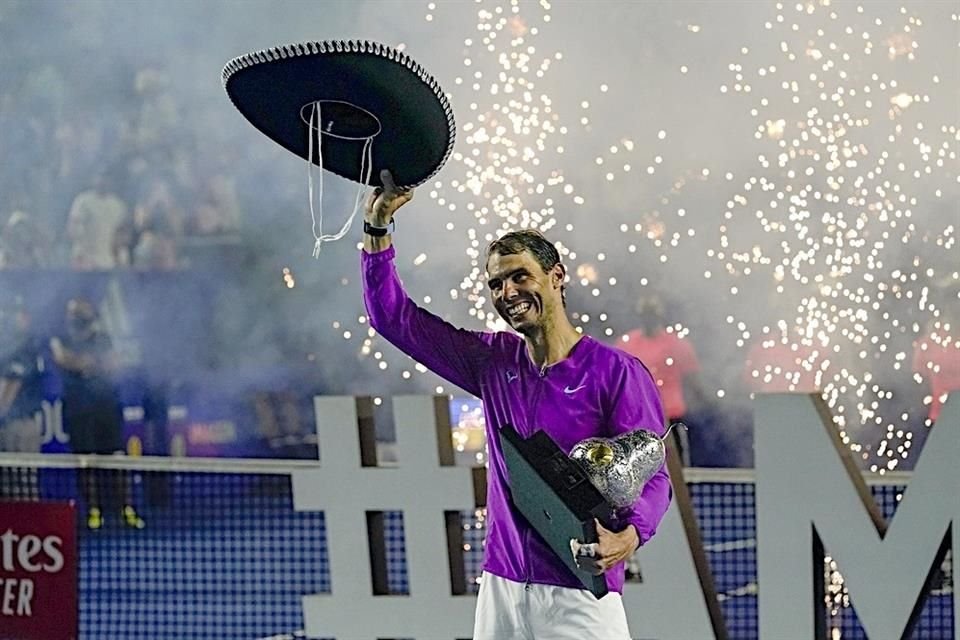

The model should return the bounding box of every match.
[362,245,396,265]
[626,516,654,548]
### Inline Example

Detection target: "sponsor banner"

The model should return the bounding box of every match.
[0,502,77,640]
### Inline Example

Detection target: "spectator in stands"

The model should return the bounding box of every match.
[191,171,241,236]
[66,171,129,270]
[50,297,144,529]
[54,110,105,188]
[0,207,52,268]
[132,212,178,270]
[130,177,182,270]
[618,294,709,465]
[0,296,44,455]
[132,68,179,152]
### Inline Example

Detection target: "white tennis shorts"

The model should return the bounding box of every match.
[472,571,632,640]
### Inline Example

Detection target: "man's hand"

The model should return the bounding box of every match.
[366,169,413,226]
[570,520,640,575]
[50,337,98,376]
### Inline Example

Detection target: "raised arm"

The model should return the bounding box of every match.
[361,170,492,396]
[363,170,409,256]
[50,336,96,374]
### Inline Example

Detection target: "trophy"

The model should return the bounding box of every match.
[498,423,678,598]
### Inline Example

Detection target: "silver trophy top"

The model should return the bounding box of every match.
[568,424,680,509]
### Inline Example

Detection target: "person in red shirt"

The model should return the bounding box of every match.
[742,325,822,395]
[618,295,707,465]
[912,316,960,424]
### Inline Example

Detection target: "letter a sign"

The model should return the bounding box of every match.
[0,502,77,640]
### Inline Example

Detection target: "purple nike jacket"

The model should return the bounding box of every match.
[362,246,672,594]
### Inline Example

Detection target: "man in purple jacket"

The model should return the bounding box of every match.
[362,170,672,639]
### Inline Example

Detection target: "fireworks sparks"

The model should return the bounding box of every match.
[326,1,957,477]
[649,1,958,473]
[281,267,296,289]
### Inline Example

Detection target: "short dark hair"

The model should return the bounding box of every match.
[486,229,567,306]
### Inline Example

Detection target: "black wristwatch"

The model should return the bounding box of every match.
[363,219,395,237]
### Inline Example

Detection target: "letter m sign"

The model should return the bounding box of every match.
[755,394,957,640]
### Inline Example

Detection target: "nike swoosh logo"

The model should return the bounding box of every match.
[564,384,586,394]
[506,371,518,383]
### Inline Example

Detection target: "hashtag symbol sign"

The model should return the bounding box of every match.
[293,395,482,639]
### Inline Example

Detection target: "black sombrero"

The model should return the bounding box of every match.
[222,40,456,190]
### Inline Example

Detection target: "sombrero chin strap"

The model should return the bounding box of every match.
[307,101,374,258]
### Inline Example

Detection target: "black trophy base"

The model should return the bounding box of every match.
[498,424,615,598]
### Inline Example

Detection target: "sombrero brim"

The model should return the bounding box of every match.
[222,41,455,190]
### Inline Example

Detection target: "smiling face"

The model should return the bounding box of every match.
[486,249,565,335]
